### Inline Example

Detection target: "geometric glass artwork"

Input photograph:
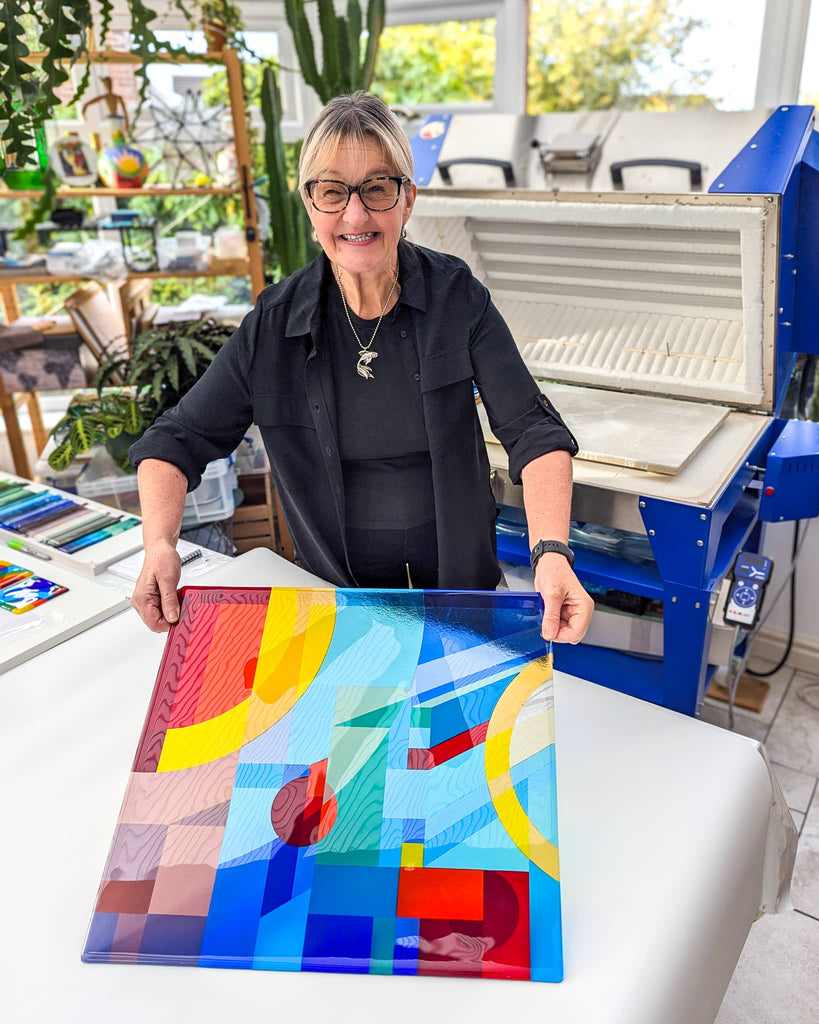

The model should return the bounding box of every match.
[83,587,562,981]
[133,91,234,186]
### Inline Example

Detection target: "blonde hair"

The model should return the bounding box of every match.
[298,92,414,190]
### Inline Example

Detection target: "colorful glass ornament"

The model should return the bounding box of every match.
[97,116,149,189]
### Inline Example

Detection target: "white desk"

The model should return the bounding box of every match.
[0,550,796,1024]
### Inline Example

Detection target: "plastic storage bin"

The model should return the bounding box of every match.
[181,458,237,527]
[76,466,142,514]
[157,232,209,272]
[45,241,82,275]
[76,457,236,526]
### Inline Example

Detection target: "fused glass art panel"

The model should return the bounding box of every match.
[83,587,562,982]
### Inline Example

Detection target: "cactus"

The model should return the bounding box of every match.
[261,0,386,278]
[261,64,317,277]
[284,0,385,104]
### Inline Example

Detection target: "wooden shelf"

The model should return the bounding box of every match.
[24,49,229,66]
[0,266,250,285]
[0,185,242,199]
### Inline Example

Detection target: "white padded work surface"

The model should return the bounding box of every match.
[0,548,793,1024]
[409,194,774,409]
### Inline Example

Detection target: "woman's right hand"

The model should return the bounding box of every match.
[131,540,182,632]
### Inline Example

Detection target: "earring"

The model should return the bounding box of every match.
[401,227,407,239]
[311,227,318,243]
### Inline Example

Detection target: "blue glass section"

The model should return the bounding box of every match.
[309,865,399,917]
[529,867,563,982]
[82,912,119,959]
[141,914,207,962]
[254,889,310,970]
[234,762,285,789]
[302,913,374,974]
[261,840,298,916]
[392,917,420,975]
[199,859,268,962]
[402,817,424,842]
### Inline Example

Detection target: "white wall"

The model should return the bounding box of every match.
[757,519,819,672]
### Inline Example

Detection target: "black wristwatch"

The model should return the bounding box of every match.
[530,539,575,572]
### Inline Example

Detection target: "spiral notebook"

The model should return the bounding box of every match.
[83,586,562,981]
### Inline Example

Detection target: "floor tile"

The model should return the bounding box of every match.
[791,788,819,919]
[704,663,794,727]
[769,762,817,814]
[714,909,819,1024]
[765,673,819,775]
[697,701,768,742]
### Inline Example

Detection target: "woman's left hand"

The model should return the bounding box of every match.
[533,552,594,644]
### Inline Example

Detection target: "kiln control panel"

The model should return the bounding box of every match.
[723,552,774,628]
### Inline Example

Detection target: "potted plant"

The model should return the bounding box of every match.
[197,0,245,52]
[47,389,151,474]
[47,317,233,473]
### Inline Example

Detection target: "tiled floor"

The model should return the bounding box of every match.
[699,662,819,1023]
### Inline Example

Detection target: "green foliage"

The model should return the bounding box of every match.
[284,0,385,103]
[0,2,189,172]
[47,390,150,472]
[95,316,233,421]
[372,20,496,106]
[0,0,47,168]
[261,64,318,278]
[48,318,232,471]
[527,0,712,113]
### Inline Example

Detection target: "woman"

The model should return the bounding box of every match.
[129,92,593,643]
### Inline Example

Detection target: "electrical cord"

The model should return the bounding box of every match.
[746,520,806,677]
[797,353,816,420]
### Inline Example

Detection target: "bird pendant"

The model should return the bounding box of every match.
[356,349,378,379]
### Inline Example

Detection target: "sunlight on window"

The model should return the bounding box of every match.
[527,0,765,114]
[372,19,496,106]
[799,1,819,105]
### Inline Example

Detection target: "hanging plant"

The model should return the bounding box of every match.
[0,1,190,178]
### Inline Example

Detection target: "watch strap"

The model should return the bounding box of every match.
[530,539,575,571]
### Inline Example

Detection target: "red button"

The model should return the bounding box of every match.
[765,486,775,496]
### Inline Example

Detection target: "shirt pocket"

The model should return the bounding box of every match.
[252,393,315,429]
[418,348,474,393]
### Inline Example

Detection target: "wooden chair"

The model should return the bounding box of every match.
[116,278,158,344]
[64,283,130,376]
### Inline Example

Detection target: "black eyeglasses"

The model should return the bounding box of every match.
[304,175,409,213]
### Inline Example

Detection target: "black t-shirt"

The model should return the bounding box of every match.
[325,286,435,530]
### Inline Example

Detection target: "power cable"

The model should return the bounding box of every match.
[746,521,806,677]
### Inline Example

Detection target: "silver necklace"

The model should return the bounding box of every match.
[334,257,399,380]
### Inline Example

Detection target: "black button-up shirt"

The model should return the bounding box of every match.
[129,241,578,589]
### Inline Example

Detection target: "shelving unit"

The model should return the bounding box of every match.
[1,49,264,311]
[1,48,264,478]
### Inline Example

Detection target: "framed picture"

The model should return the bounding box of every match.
[48,133,97,186]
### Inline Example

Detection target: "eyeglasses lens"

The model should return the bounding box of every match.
[313,179,400,211]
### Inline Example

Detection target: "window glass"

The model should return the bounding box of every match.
[371,19,496,105]
[800,1,819,103]
[527,0,766,113]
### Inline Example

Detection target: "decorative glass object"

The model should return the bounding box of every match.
[98,116,149,189]
[82,586,563,981]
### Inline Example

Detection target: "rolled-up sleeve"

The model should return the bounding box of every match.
[128,306,259,491]
[467,275,578,485]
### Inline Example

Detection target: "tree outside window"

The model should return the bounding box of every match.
[371,19,496,106]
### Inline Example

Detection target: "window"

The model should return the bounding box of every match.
[527,0,767,113]
[372,19,497,106]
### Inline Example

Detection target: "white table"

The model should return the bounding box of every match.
[0,550,796,1024]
